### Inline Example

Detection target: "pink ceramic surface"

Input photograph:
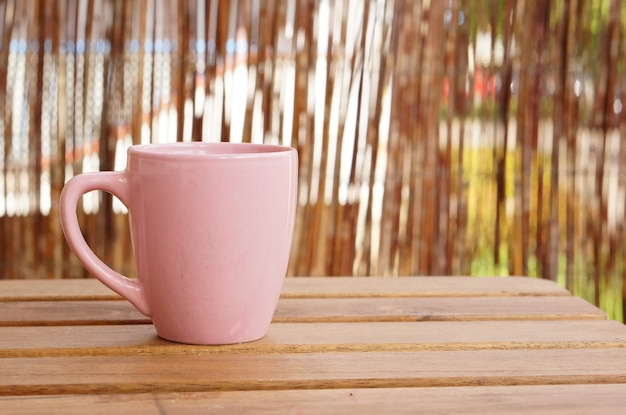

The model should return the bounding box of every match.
[60,142,298,345]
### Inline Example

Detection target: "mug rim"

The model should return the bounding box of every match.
[128,142,295,159]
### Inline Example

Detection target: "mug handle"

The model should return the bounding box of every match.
[60,172,151,316]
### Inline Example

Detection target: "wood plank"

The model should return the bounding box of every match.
[2,349,626,395]
[275,296,606,322]
[3,384,626,415]
[0,279,122,301]
[281,276,571,298]
[0,276,570,301]
[2,320,626,358]
[0,296,606,327]
[0,300,150,326]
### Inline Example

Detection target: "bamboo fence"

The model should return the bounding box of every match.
[1,0,625,320]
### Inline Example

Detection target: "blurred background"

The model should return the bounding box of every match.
[1,0,625,321]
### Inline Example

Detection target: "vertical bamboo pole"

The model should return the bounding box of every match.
[19,0,33,277]
[323,0,345,275]
[619,0,626,322]
[356,0,390,276]
[175,0,186,143]
[49,0,65,279]
[547,0,567,282]
[31,0,50,278]
[368,3,394,275]
[530,0,550,279]
[418,0,445,274]
[216,0,231,141]
[404,0,425,275]
[564,0,582,292]
[440,0,459,275]
[325,0,345,275]
[592,0,621,306]
[453,0,470,275]
[57,0,72,277]
[289,0,313,275]
[308,0,334,275]
[512,0,531,276]
[107,0,127,275]
[0,0,16,277]
[494,0,514,272]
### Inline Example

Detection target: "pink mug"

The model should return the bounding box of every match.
[60,142,298,345]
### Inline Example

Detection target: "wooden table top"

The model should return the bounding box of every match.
[1,276,626,414]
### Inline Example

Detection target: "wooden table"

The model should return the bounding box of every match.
[2,276,626,414]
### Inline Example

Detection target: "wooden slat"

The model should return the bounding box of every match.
[0,276,570,301]
[0,296,606,327]
[281,276,571,298]
[0,300,150,326]
[2,320,626,358]
[0,279,122,301]
[3,384,626,415]
[3,349,626,395]
[275,296,606,322]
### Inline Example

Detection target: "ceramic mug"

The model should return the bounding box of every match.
[60,142,298,345]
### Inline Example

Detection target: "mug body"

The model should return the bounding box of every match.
[126,142,297,344]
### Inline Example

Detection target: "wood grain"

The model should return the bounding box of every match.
[0,296,605,327]
[2,320,626,358]
[2,349,626,395]
[0,276,570,301]
[3,384,626,415]
[1,278,622,412]
[274,296,606,322]
[280,276,571,298]
[0,300,149,326]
